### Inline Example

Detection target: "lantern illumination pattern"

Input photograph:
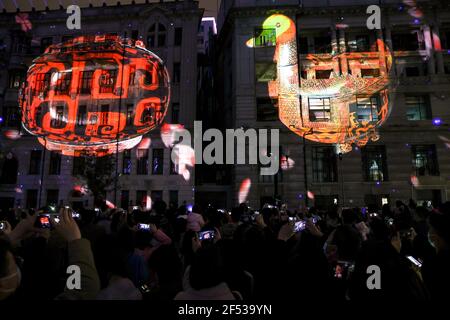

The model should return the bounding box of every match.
[248,15,394,153]
[20,35,170,156]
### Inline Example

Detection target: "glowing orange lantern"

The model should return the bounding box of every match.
[247,15,394,153]
[19,35,170,156]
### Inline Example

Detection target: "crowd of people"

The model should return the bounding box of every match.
[0,199,449,301]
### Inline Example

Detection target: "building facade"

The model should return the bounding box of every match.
[217,0,450,210]
[0,0,203,210]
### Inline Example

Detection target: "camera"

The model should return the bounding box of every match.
[198,230,215,241]
[137,223,151,231]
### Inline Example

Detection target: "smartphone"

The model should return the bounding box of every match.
[95,208,100,212]
[133,206,139,210]
[198,230,215,241]
[137,223,151,231]
[38,214,52,229]
[294,220,306,233]
[71,212,80,219]
[0,221,6,230]
[406,255,422,268]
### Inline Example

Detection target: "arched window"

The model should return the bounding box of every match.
[147,23,166,48]
[0,153,18,184]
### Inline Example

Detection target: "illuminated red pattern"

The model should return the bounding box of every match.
[20,35,170,156]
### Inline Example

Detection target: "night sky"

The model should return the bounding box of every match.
[1,0,220,17]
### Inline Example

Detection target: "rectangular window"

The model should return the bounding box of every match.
[361,68,380,78]
[298,36,309,54]
[348,35,370,52]
[405,66,420,77]
[101,105,109,125]
[314,36,331,53]
[312,147,338,183]
[121,190,130,209]
[170,148,179,175]
[255,62,277,82]
[131,30,139,41]
[253,28,276,47]
[77,105,87,126]
[405,94,431,120]
[356,95,380,122]
[136,149,148,175]
[46,189,59,206]
[12,33,31,54]
[122,149,132,175]
[169,190,179,208]
[72,156,85,176]
[308,98,331,122]
[361,146,388,182]
[392,32,422,51]
[315,195,339,209]
[173,63,181,83]
[175,27,183,46]
[54,71,72,95]
[257,98,278,121]
[171,103,180,123]
[26,189,38,209]
[136,190,147,207]
[4,106,20,127]
[49,151,61,175]
[152,149,164,175]
[9,70,25,89]
[79,71,93,94]
[40,37,53,53]
[50,105,65,128]
[126,104,134,125]
[412,145,439,176]
[315,69,332,79]
[34,73,51,98]
[99,69,117,93]
[365,194,390,211]
[29,150,42,175]
[151,190,163,202]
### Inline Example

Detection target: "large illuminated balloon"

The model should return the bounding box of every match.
[247,15,394,153]
[19,35,170,156]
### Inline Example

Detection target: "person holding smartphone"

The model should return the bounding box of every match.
[421,211,450,300]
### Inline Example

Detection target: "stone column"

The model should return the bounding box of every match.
[338,28,348,75]
[383,25,397,76]
[432,24,445,74]
[376,29,387,76]
[423,25,436,75]
[331,26,340,74]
